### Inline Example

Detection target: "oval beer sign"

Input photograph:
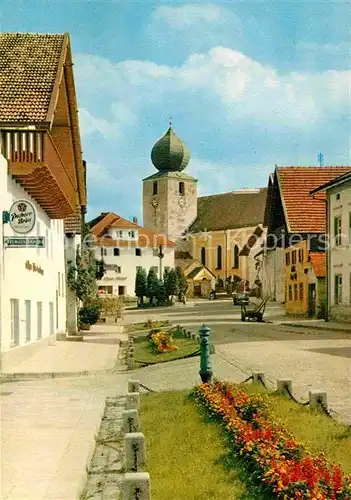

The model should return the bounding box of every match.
[9,200,36,234]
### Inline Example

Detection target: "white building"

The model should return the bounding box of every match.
[311,171,351,322]
[89,213,175,297]
[0,33,86,359]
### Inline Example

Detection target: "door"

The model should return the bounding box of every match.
[56,290,59,329]
[10,299,19,346]
[118,286,125,296]
[50,302,54,336]
[308,284,316,317]
[37,301,42,339]
[25,300,31,342]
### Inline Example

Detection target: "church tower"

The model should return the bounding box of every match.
[142,126,198,242]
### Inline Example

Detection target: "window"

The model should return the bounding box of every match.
[58,272,61,296]
[179,182,185,196]
[334,216,342,246]
[216,245,222,269]
[233,245,239,269]
[10,299,19,345]
[334,274,342,305]
[299,283,304,301]
[286,253,290,266]
[118,286,126,296]
[153,181,158,195]
[201,247,206,266]
[128,230,135,238]
[135,248,142,256]
[294,284,298,301]
[25,300,31,342]
[292,250,297,264]
[336,193,340,200]
[116,266,122,274]
[288,285,292,301]
[37,301,42,339]
[113,248,120,256]
[298,248,304,263]
[103,248,108,256]
[107,286,113,294]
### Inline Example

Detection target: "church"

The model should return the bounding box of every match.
[142,126,268,298]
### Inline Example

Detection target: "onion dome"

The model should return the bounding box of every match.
[151,127,190,172]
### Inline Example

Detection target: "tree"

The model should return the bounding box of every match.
[67,245,98,307]
[146,267,159,305]
[95,259,105,280]
[165,268,179,303]
[155,280,167,306]
[99,296,124,321]
[135,267,147,306]
[176,266,188,302]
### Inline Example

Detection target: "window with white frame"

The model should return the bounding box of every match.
[334,274,342,305]
[334,216,342,247]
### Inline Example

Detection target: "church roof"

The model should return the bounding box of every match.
[151,127,190,172]
[189,188,268,232]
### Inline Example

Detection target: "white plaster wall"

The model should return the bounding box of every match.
[0,154,66,353]
[329,182,351,311]
[262,247,285,302]
[95,245,175,296]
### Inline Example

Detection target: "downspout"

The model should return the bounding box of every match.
[325,198,329,322]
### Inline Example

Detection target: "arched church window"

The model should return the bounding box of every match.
[217,245,222,269]
[153,182,158,195]
[179,182,185,195]
[233,245,240,269]
[201,247,206,266]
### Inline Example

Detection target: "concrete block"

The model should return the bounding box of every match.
[253,372,266,386]
[126,392,140,410]
[128,380,140,393]
[309,390,328,411]
[122,472,151,500]
[277,379,292,394]
[127,358,135,371]
[124,433,146,472]
[123,409,140,434]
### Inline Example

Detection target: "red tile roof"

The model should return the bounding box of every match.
[310,252,326,278]
[0,33,65,123]
[277,167,351,233]
[89,212,176,248]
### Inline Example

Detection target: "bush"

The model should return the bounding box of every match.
[98,296,124,321]
[79,305,100,325]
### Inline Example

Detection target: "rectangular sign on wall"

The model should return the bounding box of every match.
[3,236,45,248]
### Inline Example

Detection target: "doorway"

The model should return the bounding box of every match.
[308,283,316,317]
[118,286,125,296]
[10,299,19,346]
[25,300,31,342]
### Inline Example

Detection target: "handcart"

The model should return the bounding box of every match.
[240,299,266,322]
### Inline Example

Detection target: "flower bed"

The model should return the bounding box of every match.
[192,381,351,499]
[149,331,178,353]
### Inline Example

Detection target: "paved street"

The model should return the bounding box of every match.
[1,301,350,499]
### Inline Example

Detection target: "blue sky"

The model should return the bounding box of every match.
[1,1,350,223]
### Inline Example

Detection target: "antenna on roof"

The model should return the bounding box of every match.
[317,153,324,167]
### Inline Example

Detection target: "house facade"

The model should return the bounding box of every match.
[0,33,86,356]
[89,212,175,297]
[311,171,351,322]
[262,166,350,316]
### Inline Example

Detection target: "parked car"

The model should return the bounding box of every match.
[232,290,249,305]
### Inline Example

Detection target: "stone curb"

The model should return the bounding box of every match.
[279,322,350,334]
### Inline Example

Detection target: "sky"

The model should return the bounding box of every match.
[1,1,350,223]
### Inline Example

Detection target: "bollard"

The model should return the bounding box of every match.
[122,472,151,500]
[127,358,135,371]
[191,333,196,341]
[277,379,292,394]
[195,334,200,344]
[126,392,140,410]
[309,390,328,412]
[123,409,140,434]
[252,372,266,386]
[187,330,192,338]
[124,433,147,472]
[199,324,212,383]
[128,380,140,393]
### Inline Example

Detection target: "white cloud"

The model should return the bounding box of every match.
[75,47,350,131]
[153,4,233,29]
[297,41,350,57]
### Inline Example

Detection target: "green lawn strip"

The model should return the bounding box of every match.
[240,383,351,474]
[124,320,170,333]
[140,391,266,500]
[134,338,200,366]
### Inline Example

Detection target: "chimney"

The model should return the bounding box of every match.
[132,216,138,224]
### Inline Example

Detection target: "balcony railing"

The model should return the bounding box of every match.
[1,129,76,219]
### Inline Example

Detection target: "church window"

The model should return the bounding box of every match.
[179,182,185,195]
[153,182,158,195]
[216,245,222,269]
[201,247,206,266]
[233,245,239,269]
